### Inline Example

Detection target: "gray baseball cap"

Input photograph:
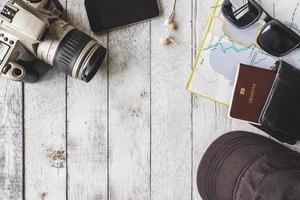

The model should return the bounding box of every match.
[197,131,300,200]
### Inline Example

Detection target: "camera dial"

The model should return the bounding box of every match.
[1,62,25,81]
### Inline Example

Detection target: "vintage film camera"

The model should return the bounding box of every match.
[0,0,106,83]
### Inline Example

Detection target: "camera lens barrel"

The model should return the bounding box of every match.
[53,29,106,82]
[37,20,106,82]
[79,44,106,82]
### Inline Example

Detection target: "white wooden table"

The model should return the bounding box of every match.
[1,0,300,199]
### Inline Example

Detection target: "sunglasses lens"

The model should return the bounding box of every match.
[258,22,300,57]
[222,0,260,28]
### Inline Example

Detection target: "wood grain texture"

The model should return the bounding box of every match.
[24,72,67,200]
[108,21,151,200]
[24,0,67,199]
[66,1,108,199]
[1,0,300,199]
[150,0,192,199]
[0,79,23,200]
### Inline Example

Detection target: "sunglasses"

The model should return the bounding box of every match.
[222,0,300,57]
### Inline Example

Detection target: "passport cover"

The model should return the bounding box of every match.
[229,64,276,124]
[258,61,300,144]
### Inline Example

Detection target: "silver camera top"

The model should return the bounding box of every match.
[0,1,52,46]
[0,0,52,81]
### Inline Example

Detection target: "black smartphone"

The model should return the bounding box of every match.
[84,0,160,32]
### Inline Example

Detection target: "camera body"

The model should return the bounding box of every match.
[0,0,106,83]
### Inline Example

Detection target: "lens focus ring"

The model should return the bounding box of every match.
[53,28,92,77]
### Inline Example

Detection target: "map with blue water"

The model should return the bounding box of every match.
[187,0,300,105]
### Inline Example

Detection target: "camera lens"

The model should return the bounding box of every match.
[52,29,106,82]
[79,44,106,82]
[37,20,106,82]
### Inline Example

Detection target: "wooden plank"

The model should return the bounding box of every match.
[0,78,23,200]
[150,0,192,199]
[0,2,23,200]
[24,1,67,199]
[24,67,67,199]
[24,70,67,200]
[0,0,23,198]
[66,1,108,199]
[191,0,231,199]
[108,23,151,199]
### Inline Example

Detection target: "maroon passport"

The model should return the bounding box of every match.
[229,64,276,124]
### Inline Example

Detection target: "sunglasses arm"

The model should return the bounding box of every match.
[260,10,273,23]
[248,0,273,23]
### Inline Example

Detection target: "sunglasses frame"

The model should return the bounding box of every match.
[222,0,300,57]
[258,19,300,57]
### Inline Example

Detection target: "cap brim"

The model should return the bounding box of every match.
[197,131,289,200]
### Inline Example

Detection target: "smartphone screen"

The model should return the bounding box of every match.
[84,0,160,32]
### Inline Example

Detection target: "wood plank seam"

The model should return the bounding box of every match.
[104,23,109,200]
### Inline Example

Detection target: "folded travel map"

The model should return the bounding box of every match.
[186,0,300,105]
